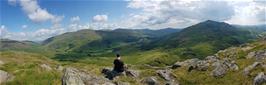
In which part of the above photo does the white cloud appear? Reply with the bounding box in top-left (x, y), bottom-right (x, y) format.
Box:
top-left (124, 0), bottom-right (266, 29)
top-left (70, 16), bottom-right (80, 23)
top-left (92, 15), bottom-right (108, 22)
top-left (9, 0), bottom-right (64, 25)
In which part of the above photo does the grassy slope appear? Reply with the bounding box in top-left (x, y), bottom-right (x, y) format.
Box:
top-left (0, 51), bottom-right (61, 85)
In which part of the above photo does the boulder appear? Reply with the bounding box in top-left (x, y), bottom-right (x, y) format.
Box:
top-left (156, 70), bottom-right (172, 81)
top-left (205, 56), bottom-right (219, 63)
top-left (246, 50), bottom-right (266, 61)
top-left (125, 70), bottom-right (139, 78)
top-left (254, 72), bottom-right (266, 85)
top-left (243, 62), bottom-right (261, 76)
top-left (211, 61), bottom-right (228, 77)
top-left (187, 60), bottom-right (209, 72)
top-left (165, 80), bottom-right (179, 85)
top-left (223, 60), bottom-right (239, 71)
top-left (114, 81), bottom-right (130, 85)
top-left (0, 70), bottom-right (14, 84)
top-left (40, 64), bottom-right (52, 71)
top-left (62, 68), bottom-right (85, 85)
top-left (173, 58), bottom-right (199, 67)
top-left (141, 77), bottom-right (159, 85)
top-left (62, 67), bottom-right (114, 85)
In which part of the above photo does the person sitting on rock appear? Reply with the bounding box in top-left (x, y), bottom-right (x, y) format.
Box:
top-left (113, 54), bottom-right (125, 73)
top-left (102, 54), bottom-right (127, 80)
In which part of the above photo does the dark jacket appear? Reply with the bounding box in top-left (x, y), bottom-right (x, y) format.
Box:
top-left (113, 59), bottom-right (124, 72)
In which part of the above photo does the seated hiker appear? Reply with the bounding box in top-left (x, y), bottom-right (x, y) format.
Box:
top-left (102, 54), bottom-right (126, 80)
top-left (113, 54), bottom-right (126, 73)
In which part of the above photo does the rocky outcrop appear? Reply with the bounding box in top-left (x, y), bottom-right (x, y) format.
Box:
top-left (211, 61), bottom-right (228, 77)
top-left (172, 58), bottom-right (209, 71)
top-left (223, 59), bottom-right (239, 71)
top-left (40, 64), bottom-right (52, 71)
top-left (205, 56), bottom-right (219, 63)
top-left (62, 67), bottom-right (114, 85)
top-left (125, 70), bottom-right (139, 78)
top-left (246, 50), bottom-right (266, 61)
top-left (0, 70), bottom-right (14, 84)
top-left (243, 62), bottom-right (261, 76)
top-left (254, 72), bottom-right (266, 85)
top-left (141, 77), bottom-right (159, 85)
top-left (156, 70), bottom-right (172, 81)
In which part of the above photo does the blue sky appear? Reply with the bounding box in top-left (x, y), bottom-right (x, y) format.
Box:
top-left (0, 0), bottom-right (265, 41)
top-left (1, 0), bottom-right (136, 32)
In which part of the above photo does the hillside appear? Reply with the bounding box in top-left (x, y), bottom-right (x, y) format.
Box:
top-left (0, 39), bottom-right (54, 57)
top-left (0, 36), bottom-right (265, 85)
top-left (154, 20), bottom-right (255, 58)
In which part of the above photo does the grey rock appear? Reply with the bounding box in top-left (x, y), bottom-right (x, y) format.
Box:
top-left (0, 70), bottom-right (14, 84)
top-left (156, 70), bottom-right (172, 81)
top-left (211, 61), bottom-right (228, 77)
top-left (40, 64), bottom-right (52, 71)
top-left (205, 56), bottom-right (219, 63)
top-left (141, 77), bottom-right (159, 85)
top-left (243, 62), bottom-right (261, 76)
top-left (165, 80), bottom-right (179, 85)
top-left (62, 67), bottom-right (114, 85)
top-left (224, 60), bottom-right (239, 71)
top-left (254, 72), bottom-right (266, 85)
top-left (125, 70), bottom-right (139, 78)
top-left (246, 50), bottom-right (266, 61)
top-left (115, 81), bottom-right (130, 85)
top-left (62, 68), bottom-right (85, 85)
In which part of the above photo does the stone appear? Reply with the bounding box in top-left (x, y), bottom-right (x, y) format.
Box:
top-left (141, 77), bottom-right (159, 85)
top-left (171, 64), bottom-right (181, 69)
top-left (224, 60), bottom-right (239, 71)
top-left (62, 68), bottom-right (85, 85)
top-left (165, 80), bottom-right (179, 85)
top-left (62, 67), bottom-right (114, 85)
top-left (40, 64), bottom-right (52, 71)
top-left (246, 50), bottom-right (266, 61)
top-left (0, 70), bottom-right (14, 84)
top-left (243, 62), bottom-right (261, 76)
top-left (125, 70), bottom-right (139, 78)
top-left (211, 61), bottom-right (228, 77)
top-left (254, 72), bottom-right (266, 85)
top-left (115, 81), bottom-right (130, 85)
top-left (156, 70), bottom-right (172, 81)
top-left (205, 56), bottom-right (219, 63)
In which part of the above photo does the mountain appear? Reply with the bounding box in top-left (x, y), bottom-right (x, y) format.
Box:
top-left (154, 20), bottom-right (255, 58)
top-left (0, 39), bottom-right (54, 57)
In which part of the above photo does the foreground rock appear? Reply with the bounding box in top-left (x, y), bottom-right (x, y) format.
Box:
top-left (157, 70), bottom-right (172, 81)
top-left (0, 70), bottom-right (14, 84)
top-left (246, 50), bottom-right (266, 61)
top-left (125, 70), bottom-right (139, 78)
top-left (40, 64), bottom-right (52, 71)
top-left (243, 62), bottom-right (261, 76)
top-left (141, 77), bottom-right (159, 85)
top-left (254, 72), bottom-right (266, 85)
top-left (211, 61), bottom-right (228, 77)
top-left (62, 67), bottom-right (114, 85)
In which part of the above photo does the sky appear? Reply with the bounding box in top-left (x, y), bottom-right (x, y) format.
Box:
top-left (0, 0), bottom-right (265, 41)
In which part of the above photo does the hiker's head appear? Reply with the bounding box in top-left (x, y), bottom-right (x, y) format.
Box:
top-left (116, 54), bottom-right (121, 59)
